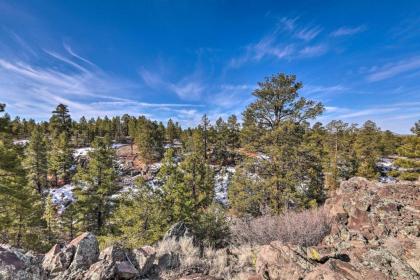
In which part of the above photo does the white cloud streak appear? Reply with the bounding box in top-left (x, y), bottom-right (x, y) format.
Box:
top-left (367, 56), bottom-right (420, 82)
top-left (330, 25), bottom-right (366, 37)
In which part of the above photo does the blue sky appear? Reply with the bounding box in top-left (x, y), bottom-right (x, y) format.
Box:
top-left (0, 0), bottom-right (419, 133)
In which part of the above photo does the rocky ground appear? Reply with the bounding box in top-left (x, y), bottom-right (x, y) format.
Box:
top-left (1, 177), bottom-right (419, 279)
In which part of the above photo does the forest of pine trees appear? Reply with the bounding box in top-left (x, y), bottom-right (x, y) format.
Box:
top-left (0, 73), bottom-right (418, 251)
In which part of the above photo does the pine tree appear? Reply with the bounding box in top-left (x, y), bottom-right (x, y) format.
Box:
top-left (0, 137), bottom-right (44, 250)
top-left (232, 73), bottom-right (324, 214)
top-left (49, 104), bottom-right (72, 137)
top-left (24, 129), bottom-right (48, 194)
top-left (226, 114), bottom-right (240, 150)
top-left (43, 195), bottom-right (58, 243)
top-left (73, 136), bottom-right (118, 234)
top-left (107, 180), bottom-right (168, 248)
top-left (166, 118), bottom-right (178, 144)
top-left (61, 203), bottom-right (76, 240)
top-left (134, 117), bottom-right (164, 163)
top-left (49, 132), bottom-right (73, 186)
top-left (200, 114), bottom-right (211, 161)
top-left (353, 120), bottom-right (381, 179)
top-left (324, 120), bottom-right (358, 189)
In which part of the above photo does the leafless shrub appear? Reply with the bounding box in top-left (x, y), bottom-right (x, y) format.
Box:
top-left (230, 207), bottom-right (331, 247)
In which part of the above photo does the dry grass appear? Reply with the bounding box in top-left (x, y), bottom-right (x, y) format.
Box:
top-left (230, 207), bottom-right (331, 247)
top-left (156, 236), bottom-right (258, 279)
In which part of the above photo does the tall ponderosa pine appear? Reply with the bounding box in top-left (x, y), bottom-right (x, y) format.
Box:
top-left (231, 73), bottom-right (324, 215)
top-left (24, 129), bottom-right (48, 194)
top-left (49, 104), bottom-right (72, 137)
top-left (73, 136), bottom-right (118, 234)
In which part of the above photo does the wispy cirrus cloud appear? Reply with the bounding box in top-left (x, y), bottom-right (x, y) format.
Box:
top-left (330, 25), bottom-right (366, 37)
top-left (299, 44), bottom-right (328, 57)
top-left (302, 84), bottom-right (347, 95)
top-left (139, 68), bottom-right (205, 101)
top-left (366, 56), bottom-right (420, 82)
top-left (294, 26), bottom-right (322, 41)
top-left (227, 18), bottom-right (329, 69)
top-left (0, 40), bottom-right (204, 121)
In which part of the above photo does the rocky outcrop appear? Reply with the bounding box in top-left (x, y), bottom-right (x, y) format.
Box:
top-left (0, 244), bottom-right (45, 280)
top-left (255, 177), bottom-right (420, 280)
top-left (1, 177), bottom-right (419, 280)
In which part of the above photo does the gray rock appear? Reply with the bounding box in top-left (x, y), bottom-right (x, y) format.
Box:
top-left (131, 245), bottom-right (156, 276)
top-left (68, 232), bottom-right (100, 271)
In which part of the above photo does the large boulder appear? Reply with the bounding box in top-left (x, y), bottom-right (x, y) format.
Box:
top-left (0, 244), bottom-right (44, 280)
top-left (83, 244), bottom-right (138, 280)
top-left (130, 245), bottom-right (156, 276)
top-left (68, 232), bottom-right (100, 271)
top-left (42, 244), bottom-right (75, 276)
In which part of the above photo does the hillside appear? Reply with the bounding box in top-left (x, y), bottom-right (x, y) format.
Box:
top-left (1, 177), bottom-right (418, 280)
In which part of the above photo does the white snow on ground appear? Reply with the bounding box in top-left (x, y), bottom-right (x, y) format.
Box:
top-left (112, 143), bottom-right (127, 149)
top-left (149, 162), bottom-right (162, 175)
top-left (49, 184), bottom-right (75, 213)
top-left (256, 152), bottom-right (270, 161)
top-left (214, 166), bottom-right (236, 205)
top-left (13, 139), bottom-right (29, 146)
top-left (73, 147), bottom-right (93, 158)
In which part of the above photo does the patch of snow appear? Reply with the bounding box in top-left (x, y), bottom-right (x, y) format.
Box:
top-left (379, 176), bottom-right (397, 183)
top-left (256, 152), bottom-right (270, 161)
top-left (149, 162), bottom-right (162, 175)
top-left (49, 184), bottom-right (75, 214)
top-left (112, 143), bottom-right (127, 149)
top-left (73, 147), bottom-right (93, 158)
top-left (13, 139), bottom-right (29, 146)
top-left (214, 166), bottom-right (236, 205)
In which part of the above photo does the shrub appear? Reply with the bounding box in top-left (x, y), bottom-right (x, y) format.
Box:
top-left (394, 158), bottom-right (420, 169)
top-left (193, 203), bottom-right (230, 248)
top-left (230, 207), bottom-right (331, 247)
top-left (388, 170), bottom-right (400, 177)
top-left (399, 172), bottom-right (419, 181)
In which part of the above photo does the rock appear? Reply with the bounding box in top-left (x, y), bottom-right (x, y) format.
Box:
top-left (42, 244), bottom-right (75, 276)
top-left (116, 261), bottom-right (139, 279)
top-left (99, 244), bottom-right (126, 262)
top-left (68, 232), bottom-right (100, 271)
top-left (0, 244), bottom-right (45, 280)
top-left (158, 251), bottom-right (180, 270)
top-left (83, 245), bottom-right (139, 280)
top-left (256, 241), bottom-right (315, 280)
top-left (178, 274), bottom-right (221, 280)
top-left (131, 245), bottom-right (156, 276)
top-left (163, 221), bottom-right (191, 241)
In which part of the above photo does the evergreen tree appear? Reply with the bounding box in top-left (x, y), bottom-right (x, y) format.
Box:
top-left (353, 120), bottom-right (381, 179)
top-left (226, 114), bottom-right (240, 150)
top-left (232, 73), bottom-right (324, 214)
top-left (0, 137), bottom-right (44, 249)
top-left (324, 120), bottom-right (358, 189)
top-left (134, 117), bottom-right (164, 163)
top-left (49, 104), bottom-right (72, 136)
top-left (49, 132), bottom-right (73, 186)
top-left (24, 129), bottom-right (48, 194)
top-left (166, 118), bottom-right (178, 144)
top-left (43, 195), bottom-right (58, 243)
top-left (73, 136), bottom-right (118, 234)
